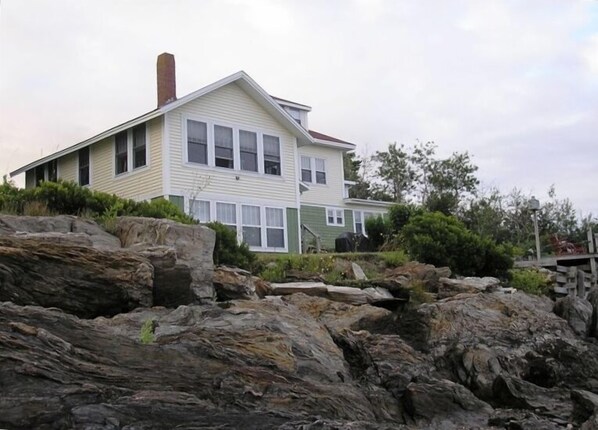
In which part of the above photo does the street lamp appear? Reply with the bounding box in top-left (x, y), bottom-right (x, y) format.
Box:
top-left (530, 196), bottom-right (541, 262)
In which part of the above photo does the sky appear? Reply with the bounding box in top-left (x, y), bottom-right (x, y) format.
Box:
top-left (1, 0), bottom-right (597, 216)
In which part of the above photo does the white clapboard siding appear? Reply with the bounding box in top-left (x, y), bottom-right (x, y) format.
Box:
top-left (298, 145), bottom-right (345, 207)
top-left (89, 117), bottom-right (163, 200)
top-left (167, 82), bottom-right (298, 207)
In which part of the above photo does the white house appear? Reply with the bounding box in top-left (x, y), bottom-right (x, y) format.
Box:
top-left (11, 53), bottom-right (392, 252)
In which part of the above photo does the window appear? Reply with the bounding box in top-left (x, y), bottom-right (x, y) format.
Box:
top-left (214, 125), bottom-right (234, 169)
top-left (266, 207), bottom-right (285, 248)
top-left (188, 120), bottom-right (208, 165)
top-left (242, 205), bottom-right (261, 247)
top-left (48, 159), bottom-right (58, 182)
top-left (301, 156), bottom-right (312, 182)
top-left (133, 124), bottom-right (146, 169)
top-left (240, 130), bottom-right (258, 172)
top-left (301, 156), bottom-right (326, 184)
top-left (354, 211), bottom-right (378, 235)
top-left (78, 147), bottom-right (90, 186)
top-left (287, 107), bottom-right (302, 125)
top-left (354, 211), bottom-right (363, 235)
top-left (190, 199), bottom-right (210, 223)
top-left (34, 165), bottom-right (45, 186)
top-left (115, 131), bottom-right (128, 175)
top-left (263, 135), bottom-right (281, 176)
top-left (185, 118), bottom-right (283, 177)
top-left (326, 208), bottom-right (344, 226)
top-left (216, 202), bottom-right (237, 232)
top-left (315, 158), bottom-right (326, 184)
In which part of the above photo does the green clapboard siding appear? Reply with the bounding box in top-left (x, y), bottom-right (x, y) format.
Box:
top-left (300, 205), bottom-right (354, 250)
top-left (168, 195), bottom-right (185, 212)
top-left (286, 207), bottom-right (300, 253)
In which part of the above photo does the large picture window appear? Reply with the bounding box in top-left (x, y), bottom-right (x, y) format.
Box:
top-left (188, 120), bottom-right (208, 165)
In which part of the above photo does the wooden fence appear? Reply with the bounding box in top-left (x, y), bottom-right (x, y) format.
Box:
top-left (554, 265), bottom-right (596, 298)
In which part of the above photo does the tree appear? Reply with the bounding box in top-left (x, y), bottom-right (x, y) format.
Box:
top-left (342, 152), bottom-right (374, 199)
top-left (425, 151), bottom-right (479, 214)
top-left (372, 143), bottom-right (416, 203)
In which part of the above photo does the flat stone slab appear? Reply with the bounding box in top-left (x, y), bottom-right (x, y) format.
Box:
top-left (270, 282), bottom-right (329, 296)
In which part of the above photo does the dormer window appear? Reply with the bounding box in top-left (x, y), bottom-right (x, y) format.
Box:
top-left (287, 107), bottom-right (302, 125)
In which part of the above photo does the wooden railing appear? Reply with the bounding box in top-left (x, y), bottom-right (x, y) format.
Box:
top-left (300, 224), bottom-right (321, 254)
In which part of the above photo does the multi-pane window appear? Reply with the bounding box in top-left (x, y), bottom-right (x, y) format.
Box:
top-left (240, 130), bottom-right (258, 172)
top-left (190, 199), bottom-right (210, 223)
top-left (315, 158), bottom-right (326, 184)
top-left (354, 211), bottom-right (378, 235)
top-left (188, 120), bottom-right (208, 165)
top-left (242, 205), bottom-right (261, 247)
top-left (185, 118), bottom-right (282, 176)
top-left (326, 208), bottom-right (344, 226)
top-left (216, 202), bottom-right (237, 232)
top-left (301, 156), bottom-right (326, 184)
top-left (133, 125), bottom-right (146, 169)
top-left (263, 135), bottom-right (281, 176)
top-left (78, 147), bottom-right (90, 186)
top-left (301, 156), bottom-right (312, 182)
top-left (34, 165), bottom-right (45, 186)
top-left (266, 207), bottom-right (285, 248)
top-left (214, 125), bottom-right (234, 169)
top-left (115, 132), bottom-right (128, 175)
top-left (48, 159), bottom-right (58, 182)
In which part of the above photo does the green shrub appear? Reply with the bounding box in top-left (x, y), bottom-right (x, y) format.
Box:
top-left (402, 212), bottom-right (512, 277)
top-left (509, 268), bottom-right (551, 295)
top-left (365, 215), bottom-right (391, 250)
top-left (207, 221), bottom-right (255, 270)
top-left (139, 319), bottom-right (155, 344)
top-left (381, 250), bottom-right (409, 268)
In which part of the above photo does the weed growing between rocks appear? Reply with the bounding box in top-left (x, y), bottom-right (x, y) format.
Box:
top-left (139, 319), bottom-right (156, 344)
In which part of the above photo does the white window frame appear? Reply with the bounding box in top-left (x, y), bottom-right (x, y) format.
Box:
top-left (353, 210), bottom-right (383, 236)
top-left (113, 123), bottom-right (149, 178)
top-left (77, 146), bottom-right (91, 187)
top-left (300, 156), bottom-right (327, 185)
top-left (189, 199), bottom-right (211, 223)
top-left (185, 197), bottom-right (288, 252)
top-left (182, 115), bottom-right (284, 178)
top-left (326, 207), bottom-right (345, 227)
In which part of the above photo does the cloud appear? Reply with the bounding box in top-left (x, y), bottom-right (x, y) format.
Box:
top-left (1, 0), bottom-right (597, 215)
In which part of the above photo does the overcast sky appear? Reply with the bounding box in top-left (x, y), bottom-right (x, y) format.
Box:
top-left (1, 0), bottom-right (597, 215)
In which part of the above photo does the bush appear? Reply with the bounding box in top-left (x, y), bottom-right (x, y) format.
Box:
top-left (365, 215), bottom-right (390, 250)
top-left (381, 250), bottom-right (409, 267)
top-left (139, 319), bottom-right (155, 344)
top-left (509, 268), bottom-right (551, 295)
top-left (402, 212), bottom-right (512, 277)
top-left (207, 221), bottom-right (255, 270)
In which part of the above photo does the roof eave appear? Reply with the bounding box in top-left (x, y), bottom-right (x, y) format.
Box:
top-left (343, 198), bottom-right (394, 208)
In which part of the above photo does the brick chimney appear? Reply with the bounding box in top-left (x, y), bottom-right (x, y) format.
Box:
top-left (157, 53), bottom-right (176, 108)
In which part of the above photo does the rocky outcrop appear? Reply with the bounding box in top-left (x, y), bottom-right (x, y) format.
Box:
top-left (0, 236), bottom-right (153, 318)
top-left (0, 214), bottom-right (121, 248)
top-left (554, 295), bottom-right (593, 337)
top-left (384, 261), bottom-right (451, 292)
top-left (212, 266), bottom-right (265, 300)
top-left (114, 217), bottom-right (215, 302)
top-left (437, 276), bottom-right (501, 299)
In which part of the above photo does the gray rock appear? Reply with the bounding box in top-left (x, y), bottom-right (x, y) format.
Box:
top-left (403, 377), bottom-right (493, 428)
top-left (0, 214), bottom-right (121, 248)
top-left (587, 287), bottom-right (598, 338)
top-left (350, 262), bottom-right (368, 281)
top-left (438, 276), bottom-right (501, 298)
top-left (554, 295), bottom-right (593, 337)
top-left (0, 236), bottom-right (153, 318)
top-left (114, 217), bottom-right (215, 303)
top-left (571, 390), bottom-right (598, 430)
top-left (212, 266), bottom-right (260, 301)
top-left (270, 281), bottom-right (329, 296)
